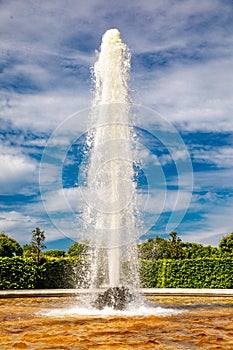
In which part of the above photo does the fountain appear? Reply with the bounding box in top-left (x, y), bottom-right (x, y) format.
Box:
top-left (1, 30), bottom-right (232, 350)
top-left (81, 29), bottom-right (140, 308)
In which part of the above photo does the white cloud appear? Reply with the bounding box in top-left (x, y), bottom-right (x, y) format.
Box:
top-left (93, 0), bottom-right (231, 55)
top-left (22, 190), bottom-right (84, 242)
top-left (137, 146), bottom-right (160, 167)
top-left (192, 147), bottom-right (233, 168)
top-left (0, 211), bottom-right (37, 241)
top-left (182, 229), bottom-right (225, 247)
top-left (160, 149), bottom-right (190, 165)
top-left (1, 0), bottom-right (232, 135)
top-left (194, 168), bottom-right (233, 191)
top-left (0, 147), bottom-right (37, 194)
top-left (182, 202), bottom-right (233, 247)
top-left (0, 208), bottom-right (73, 244)
top-left (135, 58), bottom-right (233, 132)
top-left (0, 0), bottom-right (233, 247)
top-left (0, 154), bottom-right (35, 180)
top-left (42, 188), bottom-right (80, 213)
top-left (26, 139), bottom-right (47, 147)
top-left (180, 171), bottom-right (233, 246)
top-left (1, 91), bottom-right (90, 133)
top-left (139, 188), bottom-right (192, 214)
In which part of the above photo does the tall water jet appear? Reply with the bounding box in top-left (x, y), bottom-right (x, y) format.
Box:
top-left (82, 29), bottom-right (140, 301)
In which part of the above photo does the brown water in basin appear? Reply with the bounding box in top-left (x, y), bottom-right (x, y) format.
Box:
top-left (0, 296), bottom-right (233, 349)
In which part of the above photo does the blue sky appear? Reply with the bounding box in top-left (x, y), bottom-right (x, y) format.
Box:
top-left (1, 0), bottom-right (233, 250)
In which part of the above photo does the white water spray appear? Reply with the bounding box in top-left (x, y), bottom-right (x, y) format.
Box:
top-left (93, 29), bottom-right (130, 106)
top-left (83, 29), bottom-right (140, 289)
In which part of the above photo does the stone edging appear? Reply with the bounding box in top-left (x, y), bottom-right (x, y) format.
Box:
top-left (0, 288), bottom-right (233, 298)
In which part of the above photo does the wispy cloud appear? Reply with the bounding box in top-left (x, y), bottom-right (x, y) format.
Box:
top-left (0, 210), bottom-right (37, 242)
top-left (182, 199), bottom-right (233, 246)
top-left (0, 0), bottom-right (233, 247)
top-left (0, 143), bottom-right (38, 194)
top-left (134, 58), bottom-right (233, 132)
top-left (192, 146), bottom-right (233, 168)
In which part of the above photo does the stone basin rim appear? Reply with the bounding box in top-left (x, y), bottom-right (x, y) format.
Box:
top-left (0, 288), bottom-right (233, 298)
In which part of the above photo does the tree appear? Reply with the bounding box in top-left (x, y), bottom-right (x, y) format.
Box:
top-left (138, 237), bottom-right (160, 260)
top-left (182, 242), bottom-right (219, 259)
top-left (44, 249), bottom-right (66, 257)
top-left (166, 231), bottom-right (185, 259)
top-left (23, 243), bottom-right (37, 258)
top-left (153, 236), bottom-right (170, 259)
top-left (138, 233), bottom-right (185, 260)
top-left (219, 232), bottom-right (233, 256)
top-left (0, 233), bottom-right (23, 257)
top-left (138, 235), bottom-right (174, 260)
top-left (68, 241), bottom-right (89, 257)
top-left (31, 227), bottom-right (46, 264)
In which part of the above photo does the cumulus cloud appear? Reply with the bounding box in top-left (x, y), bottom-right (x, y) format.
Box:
top-left (0, 211), bottom-right (37, 241)
top-left (0, 208), bottom-right (73, 243)
top-left (0, 0), bottom-right (233, 247)
top-left (42, 187), bottom-right (80, 213)
top-left (1, 0), bottom-right (233, 134)
top-left (0, 90), bottom-right (90, 133)
top-left (0, 146), bottom-right (37, 194)
top-left (139, 188), bottom-right (192, 214)
top-left (194, 168), bottom-right (233, 191)
top-left (182, 201), bottom-right (233, 246)
top-left (134, 58), bottom-right (233, 132)
top-left (192, 147), bottom-right (233, 168)
top-left (0, 154), bottom-right (35, 180)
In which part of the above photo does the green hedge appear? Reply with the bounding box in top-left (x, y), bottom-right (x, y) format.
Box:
top-left (140, 258), bottom-right (233, 288)
top-left (0, 257), bottom-right (37, 289)
top-left (1, 257), bottom-right (233, 289)
top-left (0, 256), bottom-right (89, 289)
top-left (140, 260), bottom-right (163, 287)
top-left (37, 257), bottom-right (89, 289)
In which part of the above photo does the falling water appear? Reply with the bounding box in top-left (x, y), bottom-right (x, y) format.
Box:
top-left (82, 29), bottom-right (140, 292)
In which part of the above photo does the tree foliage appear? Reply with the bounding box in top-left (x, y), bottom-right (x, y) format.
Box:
top-left (44, 249), bottom-right (66, 257)
top-left (0, 257), bottom-right (37, 289)
top-left (138, 232), bottom-right (185, 260)
top-left (138, 232), bottom-right (222, 260)
top-left (1, 229), bottom-right (233, 290)
top-left (31, 227), bottom-right (46, 265)
top-left (23, 243), bottom-right (37, 258)
top-left (138, 238), bottom-right (160, 260)
top-left (0, 233), bottom-right (23, 257)
top-left (182, 242), bottom-right (219, 259)
top-left (68, 241), bottom-right (89, 256)
top-left (219, 232), bottom-right (233, 256)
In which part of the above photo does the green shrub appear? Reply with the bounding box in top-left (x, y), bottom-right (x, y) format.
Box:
top-left (0, 257), bottom-right (233, 289)
top-left (140, 260), bottom-right (163, 287)
top-left (0, 234), bottom-right (23, 257)
top-left (139, 258), bottom-right (233, 288)
top-left (0, 256), bottom-right (89, 289)
top-left (43, 250), bottom-right (66, 257)
top-left (0, 257), bottom-right (37, 289)
top-left (36, 257), bottom-right (89, 289)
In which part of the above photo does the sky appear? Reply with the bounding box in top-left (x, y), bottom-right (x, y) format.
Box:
top-left (0, 0), bottom-right (233, 250)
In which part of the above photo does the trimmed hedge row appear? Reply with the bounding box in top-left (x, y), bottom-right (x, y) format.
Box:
top-left (0, 257), bottom-right (89, 289)
top-left (37, 257), bottom-right (89, 288)
top-left (1, 257), bottom-right (233, 289)
top-left (0, 257), bottom-right (37, 289)
top-left (140, 258), bottom-right (233, 288)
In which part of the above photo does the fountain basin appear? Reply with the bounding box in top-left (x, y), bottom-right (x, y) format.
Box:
top-left (1, 295), bottom-right (233, 349)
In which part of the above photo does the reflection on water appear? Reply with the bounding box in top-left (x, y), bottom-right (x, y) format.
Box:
top-left (1, 296), bottom-right (233, 349)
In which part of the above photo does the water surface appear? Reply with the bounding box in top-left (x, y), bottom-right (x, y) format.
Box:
top-left (1, 296), bottom-right (233, 349)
